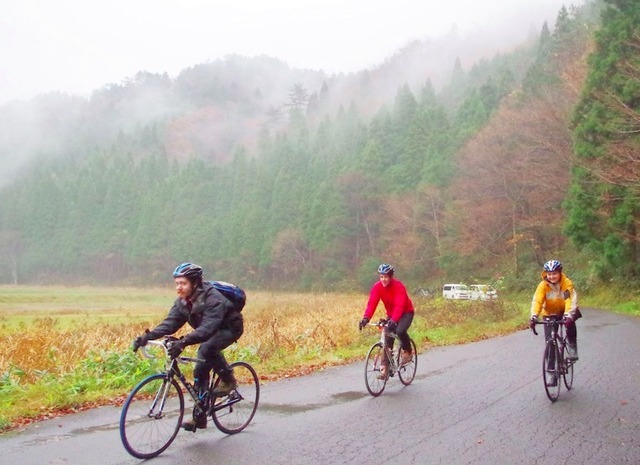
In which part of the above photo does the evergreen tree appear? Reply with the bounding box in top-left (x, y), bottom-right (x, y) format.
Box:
top-left (568, 0), bottom-right (640, 280)
top-left (522, 21), bottom-right (559, 93)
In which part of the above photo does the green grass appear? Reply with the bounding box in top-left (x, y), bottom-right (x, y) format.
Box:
top-left (579, 287), bottom-right (640, 317)
top-left (0, 285), bottom-right (634, 432)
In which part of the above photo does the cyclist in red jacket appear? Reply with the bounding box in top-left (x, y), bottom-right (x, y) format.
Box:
top-left (359, 263), bottom-right (415, 378)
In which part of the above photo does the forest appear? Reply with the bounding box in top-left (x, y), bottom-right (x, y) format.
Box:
top-left (0, 0), bottom-right (637, 292)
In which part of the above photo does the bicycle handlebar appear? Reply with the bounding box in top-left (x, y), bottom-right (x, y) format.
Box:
top-left (531, 319), bottom-right (566, 336)
top-left (366, 319), bottom-right (400, 337)
top-left (140, 339), bottom-right (168, 359)
top-left (139, 338), bottom-right (203, 364)
top-left (366, 318), bottom-right (390, 328)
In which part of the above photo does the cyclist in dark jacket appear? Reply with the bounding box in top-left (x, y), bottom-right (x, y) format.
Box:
top-left (132, 262), bottom-right (244, 431)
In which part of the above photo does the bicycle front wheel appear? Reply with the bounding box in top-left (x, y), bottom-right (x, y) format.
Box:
top-left (119, 373), bottom-right (184, 459)
top-left (543, 342), bottom-right (561, 402)
top-left (211, 361), bottom-right (260, 434)
top-left (562, 346), bottom-right (574, 390)
top-left (397, 338), bottom-right (418, 386)
top-left (364, 342), bottom-right (387, 397)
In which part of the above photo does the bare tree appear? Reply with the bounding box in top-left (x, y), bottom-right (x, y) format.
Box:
top-left (336, 172), bottom-right (382, 262)
top-left (0, 230), bottom-right (22, 284)
top-left (450, 79), bottom-right (580, 275)
top-left (286, 84), bottom-right (309, 111)
top-left (380, 186), bottom-right (445, 270)
top-left (270, 228), bottom-right (310, 281)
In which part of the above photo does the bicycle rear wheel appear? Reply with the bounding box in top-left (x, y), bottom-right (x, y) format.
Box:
top-left (211, 361), bottom-right (260, 434)
top-left (397, 338), bottom-right (418, 385)
top-left (562, 346), bottom-right (574, 390)
top-left (120, 373), bottom-right (184, 459)
top-left (543, 341), bottom-right (561, 402)
top-left (364, 342), bottom-right (387, 397)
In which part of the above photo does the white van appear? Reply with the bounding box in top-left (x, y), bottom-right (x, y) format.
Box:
top-left (442, 284), bottom-right (470, 300)
top-left (469, 284), bottom-right (498, 301)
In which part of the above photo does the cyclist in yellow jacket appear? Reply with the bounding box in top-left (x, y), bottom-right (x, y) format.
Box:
top-left (529, 259), bottom-right (581, 380)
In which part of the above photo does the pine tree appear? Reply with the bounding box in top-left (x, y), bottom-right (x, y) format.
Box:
top-left (568, 0), bottom-right (640, 280)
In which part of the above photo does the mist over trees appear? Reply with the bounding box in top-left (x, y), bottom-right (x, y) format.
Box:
top-left (2, 0), bottom-right (636, 291)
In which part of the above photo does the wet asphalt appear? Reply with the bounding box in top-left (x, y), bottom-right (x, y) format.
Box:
top-left (1, 307), bottom-right (639, 465)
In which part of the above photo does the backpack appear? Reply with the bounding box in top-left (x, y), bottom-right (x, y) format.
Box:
top-left (208, 280), bottom-right (246, 312)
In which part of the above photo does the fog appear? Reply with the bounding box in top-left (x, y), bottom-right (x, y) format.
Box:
top-left (2, 0), bottom-right (577, 103)
top-left (0, 0), bottom-right (585, 186)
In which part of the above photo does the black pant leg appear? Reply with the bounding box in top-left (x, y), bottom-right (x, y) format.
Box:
top-left (396, 312), bottom-right (414, 352)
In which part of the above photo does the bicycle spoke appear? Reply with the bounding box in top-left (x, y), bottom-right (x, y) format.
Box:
top-left (543, 341), bottom-right (561, 402)
top-left (211, 361), bottom-right (259, 434)
top-left (538, 320), bottom-right (576, 401)
top-left (562, 346), bottom-right (574, 390)
top-left (120, 374), bottom-right (184, 459)
top-left (398, 339), bottom-right (418, 386)
top-left (364, 342), bottom-right (387, 396)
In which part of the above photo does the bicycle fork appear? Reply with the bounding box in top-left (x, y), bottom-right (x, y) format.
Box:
top-left (148, 377), bottom-right (174, 420)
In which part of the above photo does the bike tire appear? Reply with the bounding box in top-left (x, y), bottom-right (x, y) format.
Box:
top-left (543, 341), bottom-right (561, 402)
top-left (364, 342), bottom-right (387, 397)
top-left (562, 346), bottom-right (574, 390)
top-left (211, 361), bottom-right (260, 434)
top-left (120, 373), bottom-right (184, 459)
top-left (397, 338), bottom-right (418, 386)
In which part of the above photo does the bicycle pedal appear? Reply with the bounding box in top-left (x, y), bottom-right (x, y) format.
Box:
top-left (181, 423), bottom-right (197, 432)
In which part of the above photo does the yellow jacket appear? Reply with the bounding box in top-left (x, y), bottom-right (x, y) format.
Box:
top-left (531, 272), bottom-right (579, 318)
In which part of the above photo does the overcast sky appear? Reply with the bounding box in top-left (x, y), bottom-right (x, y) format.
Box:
top-left (1, 0), bottom-right (576, 104)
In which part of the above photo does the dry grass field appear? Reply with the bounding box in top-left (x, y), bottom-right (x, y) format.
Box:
top-left (0, 285), bottom-right (526, 431)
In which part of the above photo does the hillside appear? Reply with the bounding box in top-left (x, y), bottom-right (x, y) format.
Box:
top-left (0, 23), bottom-right (541, 187)
top-left (2, 0), bottom-right (637, 291)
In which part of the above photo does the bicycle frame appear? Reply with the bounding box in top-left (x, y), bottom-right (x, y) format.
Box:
top-left (120, 338), bottom-right (260, 458)
top-left (373, 322), bottom-right (400, 373)
top-left (537, 319), bottom-right (572, 368)
top-left (363, 319), bottom-right (417, 396)
top-left (533, 318), bottom-right (575, 401)
top-left (141, 340), bottom-right (242, 417)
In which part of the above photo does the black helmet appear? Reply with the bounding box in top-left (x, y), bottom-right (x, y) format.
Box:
top-left (172, 262), bottom-right (203, 280)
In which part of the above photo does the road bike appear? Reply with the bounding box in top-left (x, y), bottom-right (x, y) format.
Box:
top-left (363, 319), bottom-right (418, 397)
top-left (119, 338), bottom-right (259, 459)
top-left (532, 318), bottom-right (575, 402)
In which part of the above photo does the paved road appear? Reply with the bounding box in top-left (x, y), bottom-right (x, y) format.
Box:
top-left (2, 308), bottom-right (639, 464)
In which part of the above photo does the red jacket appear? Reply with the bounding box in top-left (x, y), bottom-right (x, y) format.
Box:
top-left (364, 278), bottom-right (415, 323)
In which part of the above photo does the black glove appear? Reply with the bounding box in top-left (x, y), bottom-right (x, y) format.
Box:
top-left (132, 332), bottom-right (150, 353)
top-left (167, 339), bottom-right (187, 358)
top-left (387, 320), bottom-right (398, 333)
top-left (359, 317), bottom-right (370, 331)
top-left (529, 315), bottom-right (538, 331)
top-left (563, 314), bottom-right (574, 326)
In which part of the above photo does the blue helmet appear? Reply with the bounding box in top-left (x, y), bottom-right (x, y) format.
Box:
top-left (377, 263), bottom-right (395, 276)
top-left (172, 262), bottom-right (203, 280)
top-left (543, 259), bottom-right (562, 273)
